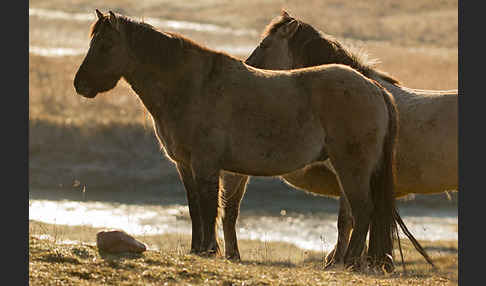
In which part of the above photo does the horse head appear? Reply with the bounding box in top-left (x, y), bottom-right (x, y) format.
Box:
top-left (246, 10), bottom-right (299, 69)
top-left (74, 10), bottom-right (130, 98)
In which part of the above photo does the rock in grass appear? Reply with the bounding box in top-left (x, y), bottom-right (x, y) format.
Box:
top-left (96, 230), bottom-right (147, 253)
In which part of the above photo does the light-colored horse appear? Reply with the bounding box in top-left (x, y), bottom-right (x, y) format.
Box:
top-left (221, 10), bottom-right (456, 267)
top-left (74, 10), bottom-right (400, 271)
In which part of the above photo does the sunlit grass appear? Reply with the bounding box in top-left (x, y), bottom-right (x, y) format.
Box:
top-left (29, 220), bottom-right (457, 285)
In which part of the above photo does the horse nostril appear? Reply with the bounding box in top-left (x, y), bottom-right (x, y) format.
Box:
top-left (74, 80), bottom-right (92, 95)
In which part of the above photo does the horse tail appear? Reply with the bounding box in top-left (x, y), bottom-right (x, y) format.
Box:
top-left (367, 80), bottom-right (399, 271)
top-left (393, 208), bottom-right (436, 268)
top-left (368, 81), bottom-right (435, 271)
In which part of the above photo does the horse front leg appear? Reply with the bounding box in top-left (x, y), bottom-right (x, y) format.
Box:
top-left (221, 173), bottom-right (249, 260)
top-left (176, 163), bottom-right (203, 254)
top-left (192, 165), bottom-right (222, 256)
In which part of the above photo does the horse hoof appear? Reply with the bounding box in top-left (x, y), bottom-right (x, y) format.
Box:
top-left (324, 261), bottom-right (343, 270)
top-left (344, 258), bottom-right (364, 272)
top-left (189, 248), bottom-right (203, 255)
top-left (324, 262), bottom-right (334, 269)
top-left (199, 247), bottom-right (221, 258)
top-left (201, 252), bottom-right (215, 257)
top-left (382, 263), bottom-right (395, 274)
top-left (325, 250), bottom-right (335, 263)
top-left (365, 256), bottom-right (395, 274)
top-left (324, 258), bottom-right (343, 270)
top-left (381, 257), bottom-right (395, 274)
top-left (345, 264), bottom-right (362, 272)
top-left (225, 252), bottom-right (241, 261)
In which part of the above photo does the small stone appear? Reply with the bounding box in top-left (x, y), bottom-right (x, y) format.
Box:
top-left (96, 229), bottom-right (147, 253)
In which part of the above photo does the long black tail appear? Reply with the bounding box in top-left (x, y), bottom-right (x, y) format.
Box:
top-left (367, 81), bottom-right (399, 271)
top-left (393, 208), bottom-right (436, 268)
top-left (368, 80), bottom-right (435, 270)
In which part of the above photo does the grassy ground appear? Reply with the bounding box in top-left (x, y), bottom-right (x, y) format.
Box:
top-left (29, 220), bottom-right (457, 285)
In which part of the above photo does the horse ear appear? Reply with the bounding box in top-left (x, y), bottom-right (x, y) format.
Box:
top-left (279, 19), bottom-right (299, 39)
top-left (108, 11), bottom-right (120, 32)
top-left (95, 9), bottom-right (104, 20)
top-left (281, 9), bottom-right (292, 19)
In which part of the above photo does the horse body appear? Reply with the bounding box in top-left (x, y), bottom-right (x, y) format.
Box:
top-left (74, 10), bottom-right (398, 271)
top-left (246, 10), bottom-right (458, 197)
top-left (223, 10), bottom-right (454, 267)
top-left (204, 66), bottom-right (327, 176)
top-left (282, 79), bottom-right (458, 197)
top-left (135, 54), bottom-right (382, 176)
top-left (380, 82), bottom-right (457, 195)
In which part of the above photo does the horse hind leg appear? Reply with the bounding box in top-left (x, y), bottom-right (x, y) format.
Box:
top-left (221, 173), bottom-right (249, 260)
top-left (326, 150), bottom-right (376, 271)
top-left (340, 177), bottom-right (373, 271)
top-left (325, 196), bottom-right (353, 268)
top-left (335, 158), bottom-right (396, 273)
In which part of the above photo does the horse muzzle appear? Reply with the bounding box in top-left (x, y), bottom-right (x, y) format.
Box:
top-left (74, 78), bottom-right (97, 98)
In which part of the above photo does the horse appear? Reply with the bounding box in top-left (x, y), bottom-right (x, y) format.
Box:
top-left (221, 10), bottom-right (456, 268)
top-left (74, 10), bottom-right (400, 272)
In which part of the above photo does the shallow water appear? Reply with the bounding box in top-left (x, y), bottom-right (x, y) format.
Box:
top-left (29, 8), bottom-right (257, 58)
top-left (29, 46), bottom-right (86, 57)
top-left (28, 45), bottom-right (255, 58)
top-left (29, 8), bottom-right (257, 36)
top-left (29, 199), bottom-right (457, 252)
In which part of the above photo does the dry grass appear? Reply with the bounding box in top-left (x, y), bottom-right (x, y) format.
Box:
top-left (364, 43), bottom-right (457, 90)
top-left (29, 55), bottom-right (147, 128)
top-left (29, 220), bottom-right (458, 285)
top-left (29, 54), bottom-right (170, 193)
top-left (31, 0), bottom-right (458, 48)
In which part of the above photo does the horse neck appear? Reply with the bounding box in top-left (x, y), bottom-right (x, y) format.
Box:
top-left (121, 43), bottom-right (217, 117)
top-left (121, 62), bottom-right (170, 117)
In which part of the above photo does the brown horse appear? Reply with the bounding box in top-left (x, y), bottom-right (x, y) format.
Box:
top-left (222, 10), bottom-right (455, 267)
top-left (75, 10), bottom-right (399, 271)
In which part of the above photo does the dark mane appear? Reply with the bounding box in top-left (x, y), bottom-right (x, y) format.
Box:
top-left (89, 17), bottom-right (104, 37)
top-left (91, 14), bottom-right (239, 69)
top-left (90, 14), bottom-right (156, 38)
top-left (261, 13), bottom-right (294, 39)
top-left (263, 12), bottom-right (400, 86)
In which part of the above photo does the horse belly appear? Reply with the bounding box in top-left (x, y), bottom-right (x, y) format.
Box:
top-left (224, 120), bottom-right (326, 176)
